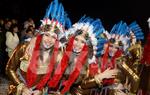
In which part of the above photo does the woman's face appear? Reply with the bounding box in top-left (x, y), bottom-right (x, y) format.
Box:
top-left (73, 35), bottom-right (86, 53)
top-left (13, 27), bottom-right (18, 32)
top-left (42, 33), bottom-right (57, 49)
top-left (108, 44), bottom-right (119, 56)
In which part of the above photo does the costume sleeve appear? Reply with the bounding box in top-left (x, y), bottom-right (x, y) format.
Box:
top-left (80, 77), bottom-right (98, 89)
top-left (5, 43), bottom-right (28, 86)
top-left (116, 54), bottom-right (141, 93)
top-left (80, 64), bottom-right (101, 89)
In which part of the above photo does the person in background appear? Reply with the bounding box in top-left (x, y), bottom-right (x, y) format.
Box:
top-left (6, 24), bottom-right (19, 57)
top-left (4, 19), bottom-right (12, 32)
top-left (11, 19), bottom-right (18, 25)
top-left (21, 28), bottom-right (34, 42)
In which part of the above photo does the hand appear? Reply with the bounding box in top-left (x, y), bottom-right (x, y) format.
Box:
top-left (114, 90), bottom-right (128, 95)
top-left (32, 90), bottom-right (42, 95)
top-left (124, 77), bottom-right (131, 91)
top-left (22, 85), bottom-right (32, 95)
top-left (94, 68), bottom-right (118, 85)
top-left (99, 68), bottom-right (118, 80)
top-left (113, 83), bottom-right (129, 95)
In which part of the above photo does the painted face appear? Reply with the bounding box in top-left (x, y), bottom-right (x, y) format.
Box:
top-left (42, 32), bottom-right (57, 49)
top-left (73, 35), bottom-right (86, 53)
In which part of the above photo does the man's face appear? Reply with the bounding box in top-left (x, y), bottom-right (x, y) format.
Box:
top-left (42, 33), bottom-right (57, 49)
top-left (6, 21), bottom-right (12, 29)
top-left (26, 31), bottom-right (33, 38)
top-left (73, 35), bottom-right (86, 53)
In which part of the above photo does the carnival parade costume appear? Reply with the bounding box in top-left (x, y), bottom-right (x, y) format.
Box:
top-left (101, 21), bottom-right (144, 95)
top-left (47, 16), bottom-right (107, 94)
top-left (5, 0), bottom-right (71, 94)
top-left (5, 0), bottom-right (149, 94)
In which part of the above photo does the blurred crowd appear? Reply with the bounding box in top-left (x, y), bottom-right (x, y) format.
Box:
top-left (0, 18), bottom-right (36, 75)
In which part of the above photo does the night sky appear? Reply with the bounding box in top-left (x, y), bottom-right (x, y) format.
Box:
top-left (0, 0), bottom-right (149, 34)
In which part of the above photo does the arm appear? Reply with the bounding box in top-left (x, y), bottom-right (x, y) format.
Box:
top-left (80, 77), bottom-right (101, 89)
top-left (116, 56), bottom-right (140, 94)
top-left (5, 43), bottom-right (29, 86)
top-left (81, 68), bottom-right (118, 89)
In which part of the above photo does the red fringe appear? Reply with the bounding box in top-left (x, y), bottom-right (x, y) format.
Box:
top-left (89, 60), bottom-right (99, 77)
top-left (111, 49), bottom-right (122, 68)
top-left (26, 35), bottom-right (42, 88)
top-left (101, 44), bottom-right (109, 72)
top-left (48, 36), bottom-right (75, 87)
top-left (101, 44), bottom-right (122, 85)
top-left (35, 40), bottom-right (59, 90)
top-left (60, 45), bottom-right (88, 94)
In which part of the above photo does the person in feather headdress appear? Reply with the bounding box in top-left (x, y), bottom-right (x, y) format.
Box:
top-left (47, 16), bottom-right (118, 95)
top-left (99, 21), bottom-right (144, 95)
top-left (5, 0), bottom-right (71, 94)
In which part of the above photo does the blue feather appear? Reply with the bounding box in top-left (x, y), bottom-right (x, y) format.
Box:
top-left (44, 2), bottom-right (54, 18)
top-left (95, 29), bottom-right (104, 37)
top-left (96, 51), bottom-right (103, 57)
top-left (129, 21), bottom-right (144, 40)
top-left (59, 4), bottom-right (64, 25)
top-left (65, 17), bottom-right (72, 28)
top-left (78, 15), bottom-right (86, 23)
top-left (52, 0), bottom-right (59, 19)
top-left (56, 3), bottom-right (61, 21)
top-left (82, 17), bottom-right (91, 22)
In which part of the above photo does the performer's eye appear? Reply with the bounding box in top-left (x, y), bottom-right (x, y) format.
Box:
top-left (45, 34), bottom-right (49, 37)
top-left (52, 35), bottom-right (56, 39)
top-left (75, 38), bottom-right (78, 41)
top-left (81, 40), bottom-right (85, 44)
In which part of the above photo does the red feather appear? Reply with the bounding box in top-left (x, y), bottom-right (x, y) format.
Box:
top-left (89, 61), bottom-right (99, 77)
top-left (60, 45), bottom-right (88, 94)
top-left (26, 35), bottom-right (42, 88)
top-left (48, 36), bottom-right (75, 88)
top-left (36, 40), bottom-right (59, 90)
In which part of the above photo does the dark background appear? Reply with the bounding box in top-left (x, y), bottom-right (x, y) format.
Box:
top-left (0, 0), bottom-right (149, 34)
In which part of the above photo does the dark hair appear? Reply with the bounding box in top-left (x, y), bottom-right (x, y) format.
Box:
top-left (75, 29), bottom-right (83, 36)
top-left (26, 28), bottom-right (33, 33)
top-left (9, 24), bottom-right (18, 36)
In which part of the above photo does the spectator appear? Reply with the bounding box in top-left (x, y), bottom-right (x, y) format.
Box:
top-left (6, 24), bottom-right (19, 57)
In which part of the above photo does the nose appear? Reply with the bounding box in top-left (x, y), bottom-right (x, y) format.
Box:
top-left (75, 40), bottom-right (80, 47)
